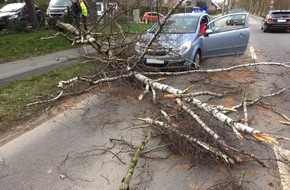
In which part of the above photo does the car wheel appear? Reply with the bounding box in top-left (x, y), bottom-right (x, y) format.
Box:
top-left (263, 24), bottom-right (269, 32)
top-left (192, 50), bottom-right (201, 69)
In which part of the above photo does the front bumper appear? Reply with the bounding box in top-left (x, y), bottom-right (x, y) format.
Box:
top-left (266, 23), bottom-right (290, 30)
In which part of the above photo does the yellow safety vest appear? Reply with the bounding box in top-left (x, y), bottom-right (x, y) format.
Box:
top-left (80, 2), bottom-right (88, 17)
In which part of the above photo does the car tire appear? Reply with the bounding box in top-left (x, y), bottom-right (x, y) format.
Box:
top-left (192, 50), bottom-right (201, 69)
top-left (263, 24), bottom-right (269, 32)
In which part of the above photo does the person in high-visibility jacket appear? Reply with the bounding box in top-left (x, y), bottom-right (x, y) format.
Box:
top-left (80, 0), bottom-right (88, 30)
top-left (71, 0), bottom-right (81, 29)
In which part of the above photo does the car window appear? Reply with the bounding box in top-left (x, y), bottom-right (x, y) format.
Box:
top-left (271, 12), bottom-right (290, 18)
top-left (208, 14), bottom-right (246, 33)
top-left (149, 15), bottom-right (198, 33)
top-left (49, 0), bottom-right (71, 7)
top-left (96, 4), bottom-right (102, 11)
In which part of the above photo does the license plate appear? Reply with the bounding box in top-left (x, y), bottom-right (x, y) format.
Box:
top-left (146, 58), bottom-right (164, 64)
top-left (277, 19), bottom-right (286, 22)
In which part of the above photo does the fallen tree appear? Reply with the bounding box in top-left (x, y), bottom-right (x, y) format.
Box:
top-left (29, 0), bottom-right (290, 189)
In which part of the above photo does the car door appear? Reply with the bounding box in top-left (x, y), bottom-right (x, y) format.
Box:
top-left (202, 13), bottom-right (249, 58)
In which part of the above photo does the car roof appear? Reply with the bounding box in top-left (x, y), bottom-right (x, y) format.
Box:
top-left (0, 3), bottom-right (25, 8)
top-left (270, 10), bottom-right (290, 13)
top-left (171, 12), bottom-right (207, 18)
top-left (145, 12), bottom-right (161, 14)
top-left (0, 3), bottom-right (25, 11)
top-left (271, 10), bottom-right (290, 11)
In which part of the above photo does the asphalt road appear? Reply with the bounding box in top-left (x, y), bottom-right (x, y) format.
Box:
top-left (0, 16), bottom-right (290, 190)
top-left (248, 16), bottom-right (290, 190)
top-left (0, 46), bottom-right (96, 86)
top-left (248, 15), bottom-right (290, 63)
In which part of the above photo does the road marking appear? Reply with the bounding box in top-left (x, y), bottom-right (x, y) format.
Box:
top-left (274, 145), bottom-right (290, 190)
top-left (249, 46), bottom-right (257, 60)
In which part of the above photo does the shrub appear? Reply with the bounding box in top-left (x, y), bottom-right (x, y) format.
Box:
top-left (7, 19), bottom-right (29, 32)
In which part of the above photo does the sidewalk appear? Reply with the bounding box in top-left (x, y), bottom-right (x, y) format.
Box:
top-left (0, 46), bottom-right (96, 85)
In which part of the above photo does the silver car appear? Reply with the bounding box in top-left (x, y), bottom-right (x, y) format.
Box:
top-left (135, 12), bottom-right (250, 70)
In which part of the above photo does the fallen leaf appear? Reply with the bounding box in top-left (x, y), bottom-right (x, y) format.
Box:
top-left (157, 77), bottom-right (167, 81)
top-left (164, 94), bottom-right (175, 99)
top-left (247, 170), bottom-right (255, 176)
top-left (59, 173), bottom-right (66, 179)
top-left (188, 181), bottom-right (197, 189)
top-left (252, 133), bottom-right (278, 144)
top-left (63, 103), bottom-right (76, 108)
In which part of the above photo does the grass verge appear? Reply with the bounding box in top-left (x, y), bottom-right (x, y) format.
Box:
top-left (0, 22), bottom-right (149, 134)
top-left (0, 29), bottom-right (74, 64)
top-left (0, 62), bottom-right (97, 132)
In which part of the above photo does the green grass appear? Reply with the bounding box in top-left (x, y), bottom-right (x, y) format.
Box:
top-left (0, 62), bottom-right (97, 131)
top-left (121, 23), bottom-right (152, 33)
top-left (0, 23), bottom-right (151, 64)
top-left (0, 30), bottom-right (73, 64)
top-left (0, 22), bottom-right (148, 133)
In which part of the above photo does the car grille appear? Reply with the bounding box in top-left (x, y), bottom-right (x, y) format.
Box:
top-left (49, 12), bottom-right (65, 18)
top-left (145, 43), bottom-right (172, 56)
top-left (146, 48), bottom-right (167, 56)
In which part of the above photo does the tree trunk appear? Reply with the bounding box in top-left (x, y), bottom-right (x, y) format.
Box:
top-left (24, 0), bottom-right (38, 30)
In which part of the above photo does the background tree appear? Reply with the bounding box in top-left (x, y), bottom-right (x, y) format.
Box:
top-left (230, 0), bottom-right (290, 15)
top-left (24, 0), bottom-right (39, 30)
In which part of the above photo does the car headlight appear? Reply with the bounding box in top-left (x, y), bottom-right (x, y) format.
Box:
top-left (178, 41), bottom-right (191, 55)
top-left (8, 14), bottom-right (18, 19)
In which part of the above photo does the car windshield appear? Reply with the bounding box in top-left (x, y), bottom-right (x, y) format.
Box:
top-left (0, 3), bottom-right (24, 12)
top-left (49, 0), bottom-right (70, 7)
top-left (149, 15), bottom-right (198, 34)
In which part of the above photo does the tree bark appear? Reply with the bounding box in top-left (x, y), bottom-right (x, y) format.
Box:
top-left (24, 0), bottom-right (38, 29)
top-left (120, 130), bottom-right (152, 190)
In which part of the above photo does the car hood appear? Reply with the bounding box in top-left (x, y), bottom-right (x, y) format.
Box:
top-left (142, 32), bottom-right (196, 49)
top-left (0, 12), bottom-right (17, 18)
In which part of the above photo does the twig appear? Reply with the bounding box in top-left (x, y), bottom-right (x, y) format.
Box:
top-left (109, 138), bottom-right (137, 149)
top-left (120, 130), bottom-right (152, 190)
top-left (139, 118), bottom-right (235, 164)
top-left (100, 175), bottom-right (110, 185)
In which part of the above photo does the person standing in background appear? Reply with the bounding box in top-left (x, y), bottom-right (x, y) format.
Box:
top-left (71, 0), bottom-right (81, 29)
top-left (80, 0), bottom-right (88, 30)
